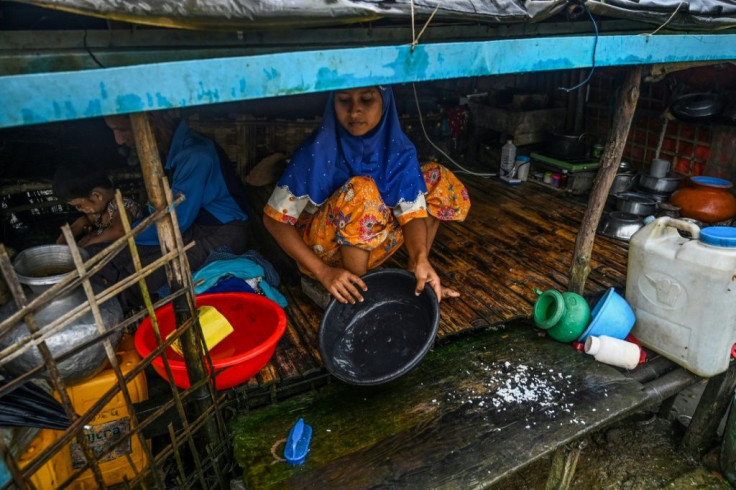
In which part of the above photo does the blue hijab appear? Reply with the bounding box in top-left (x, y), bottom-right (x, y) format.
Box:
top-left (276, 86), bottom-right (427, 207)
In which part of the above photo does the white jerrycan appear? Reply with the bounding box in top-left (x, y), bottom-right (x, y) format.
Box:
top-left (626, 217), bottom-right (736, 377)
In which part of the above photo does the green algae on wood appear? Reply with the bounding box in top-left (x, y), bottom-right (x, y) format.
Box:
top-left (231, 322), bottom-right (651, 488)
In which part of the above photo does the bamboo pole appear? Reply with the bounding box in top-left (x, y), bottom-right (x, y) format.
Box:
top-left (129, 112), bottom-right (226, 487)
top-left (569, 66), bottom-right (644, 294)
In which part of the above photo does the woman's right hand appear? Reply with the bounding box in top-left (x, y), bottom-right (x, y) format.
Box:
top-left (316, 266), bottom-right (367, 305)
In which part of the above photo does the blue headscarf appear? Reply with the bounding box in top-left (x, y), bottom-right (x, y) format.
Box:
top-left (276, 86), bottom-right (427, 207)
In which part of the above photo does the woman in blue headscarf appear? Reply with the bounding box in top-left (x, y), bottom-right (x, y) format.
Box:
top-left (264, 86), bottom-right (470, 305)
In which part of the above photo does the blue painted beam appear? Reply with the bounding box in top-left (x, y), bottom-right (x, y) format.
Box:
top-left (2, 34), bottom-right (736, 128)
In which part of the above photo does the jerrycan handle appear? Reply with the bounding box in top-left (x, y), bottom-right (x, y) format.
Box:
top-left (649, 216), bottom-right (700, 240)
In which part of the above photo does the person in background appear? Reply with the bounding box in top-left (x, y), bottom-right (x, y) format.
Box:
top-left (53, 168), bottom-right (141, 247)
top-left (263, 85), bottom-right (470, 305)
top-left (92, 111), bottom-right (251, 312)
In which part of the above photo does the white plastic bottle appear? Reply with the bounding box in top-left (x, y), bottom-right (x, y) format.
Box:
top-left (584, 335), bottom-right (640, 370)
top-left (500, 139), bottom-right (517, 179)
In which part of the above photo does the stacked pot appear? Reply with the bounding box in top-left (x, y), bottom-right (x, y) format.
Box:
top-left (635, 158), bottom-right (682, 205)
top-left (599, 160), bottom-right (659, 241)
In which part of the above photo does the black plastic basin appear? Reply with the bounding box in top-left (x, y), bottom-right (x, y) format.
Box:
top-left (319, 268), bottom-right (440, 385)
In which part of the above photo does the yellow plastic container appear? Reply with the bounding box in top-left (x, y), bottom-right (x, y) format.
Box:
top-left (17, 428), bottom-right (72, 488)
top-left (64, 334), bottom-right (150, 488)
top-left (166, 305), bottom-right (234, 355)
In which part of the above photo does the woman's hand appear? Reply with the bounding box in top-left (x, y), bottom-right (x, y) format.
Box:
top-left (316, 266), bottom-right (367, 305)
top-left (412, 257), bottom-right (443, 301)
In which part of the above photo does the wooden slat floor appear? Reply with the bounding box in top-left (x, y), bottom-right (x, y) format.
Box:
top-left (248, 176), bottom-right (629, 391)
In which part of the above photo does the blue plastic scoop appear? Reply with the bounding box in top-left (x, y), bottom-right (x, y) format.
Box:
top-left (284, 418), bottom-right (312, 465)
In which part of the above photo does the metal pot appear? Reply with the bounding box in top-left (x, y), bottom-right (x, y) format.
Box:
top-left (545, 131), bottom-right (587, 159)
top-left (638, 173), bottom-right (682, 194)
top-left (0, 245), bottom-right (123, 383)
top-left (609, 173), bottom-right (638, 195)
top-left (614, 192), bottom-right (657, 216)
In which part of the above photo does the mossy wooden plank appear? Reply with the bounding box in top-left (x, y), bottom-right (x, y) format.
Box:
top-left (232, 323), bottom-right (649, 489)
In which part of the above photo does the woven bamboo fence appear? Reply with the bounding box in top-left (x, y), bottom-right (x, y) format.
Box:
top-left (0, 134), bottom-right (234, 488)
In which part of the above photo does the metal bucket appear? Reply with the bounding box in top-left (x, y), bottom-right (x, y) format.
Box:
top-left (0, 245), bottom-right (122, 383)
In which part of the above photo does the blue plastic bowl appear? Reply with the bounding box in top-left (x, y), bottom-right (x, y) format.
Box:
top-left (577, 287), bottom-right (635, 342)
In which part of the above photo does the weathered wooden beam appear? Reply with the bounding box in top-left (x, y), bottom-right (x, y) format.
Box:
top-left (546, 439), bottom-right (588, 490)
top-left (4, 35), bottom-right (736, 129)
top-left (682, 364), bottom-right (736, 458)
top-left (646, 61), bottom-right (732, 83)
top-left (569, 65), bottom-right (644, 294)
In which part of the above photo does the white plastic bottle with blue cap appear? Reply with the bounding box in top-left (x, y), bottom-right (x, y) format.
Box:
top-left (626, 217), bottom-right (736, 377)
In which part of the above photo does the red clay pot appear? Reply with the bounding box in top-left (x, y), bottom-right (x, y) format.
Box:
top-left (670, 176), bottom-right (736, 223)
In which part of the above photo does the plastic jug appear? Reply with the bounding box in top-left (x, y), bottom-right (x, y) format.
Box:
top-left (626, 217), bottom-right (736, 377)
top-left (500, 139), bottom-right (517, 180)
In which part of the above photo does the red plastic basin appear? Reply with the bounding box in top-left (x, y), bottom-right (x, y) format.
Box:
top-left (134, 292), bottom-right (286, 390)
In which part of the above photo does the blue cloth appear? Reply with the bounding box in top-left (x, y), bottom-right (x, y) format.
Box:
top-left (202, 249), bottom-right (281, 287)
top-left (276, 86), bottom-right (427, 207)
top-left (135, 121), bottom-right (249, 245)
top-left (192, 257), bottom-right (287, 307)
top-left (203, 276), bottom-right (256, 295)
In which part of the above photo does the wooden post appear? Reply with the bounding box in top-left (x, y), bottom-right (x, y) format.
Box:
top-left (569, 66), bottom-right (644, 294)
top-left (682, 363), bottom-right (736, 458)
top-left (129, 113), bottom-right (225, 483)
top-left (545, 439), bottom-right (587, 490)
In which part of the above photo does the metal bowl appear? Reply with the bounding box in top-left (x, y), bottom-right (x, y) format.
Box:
top-left (638, 173), bottom-right (682, 194)
top-left (598, 211), bottom-right (645, 242)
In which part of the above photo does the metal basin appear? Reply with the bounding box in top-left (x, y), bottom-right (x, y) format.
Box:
top-left (0, 245), bottom-right (122, 383)
top-left (598, 211), bottom-right (645, 242)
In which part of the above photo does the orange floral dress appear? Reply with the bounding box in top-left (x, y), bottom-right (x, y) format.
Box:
top-left (264, 162), bottom-right (470, 275)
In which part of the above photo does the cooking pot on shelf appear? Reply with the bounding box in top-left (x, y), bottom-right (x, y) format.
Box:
top-left (545, 131), bottom-right (587, 159)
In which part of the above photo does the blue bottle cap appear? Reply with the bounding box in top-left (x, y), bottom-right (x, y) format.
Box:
top-left (516, 155), bottom-right (531, 162)
top-left (699, 227), bottom-right (736, 248)
top-left (284, 418), bottom-right (312, 465)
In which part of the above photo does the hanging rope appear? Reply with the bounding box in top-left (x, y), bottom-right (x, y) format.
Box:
top-left (644, 2), bottom-right (686, 36)
top-left (410, 1), bottom-right (443, 52)
top-left (558, 0), bottom-right (599, 92)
